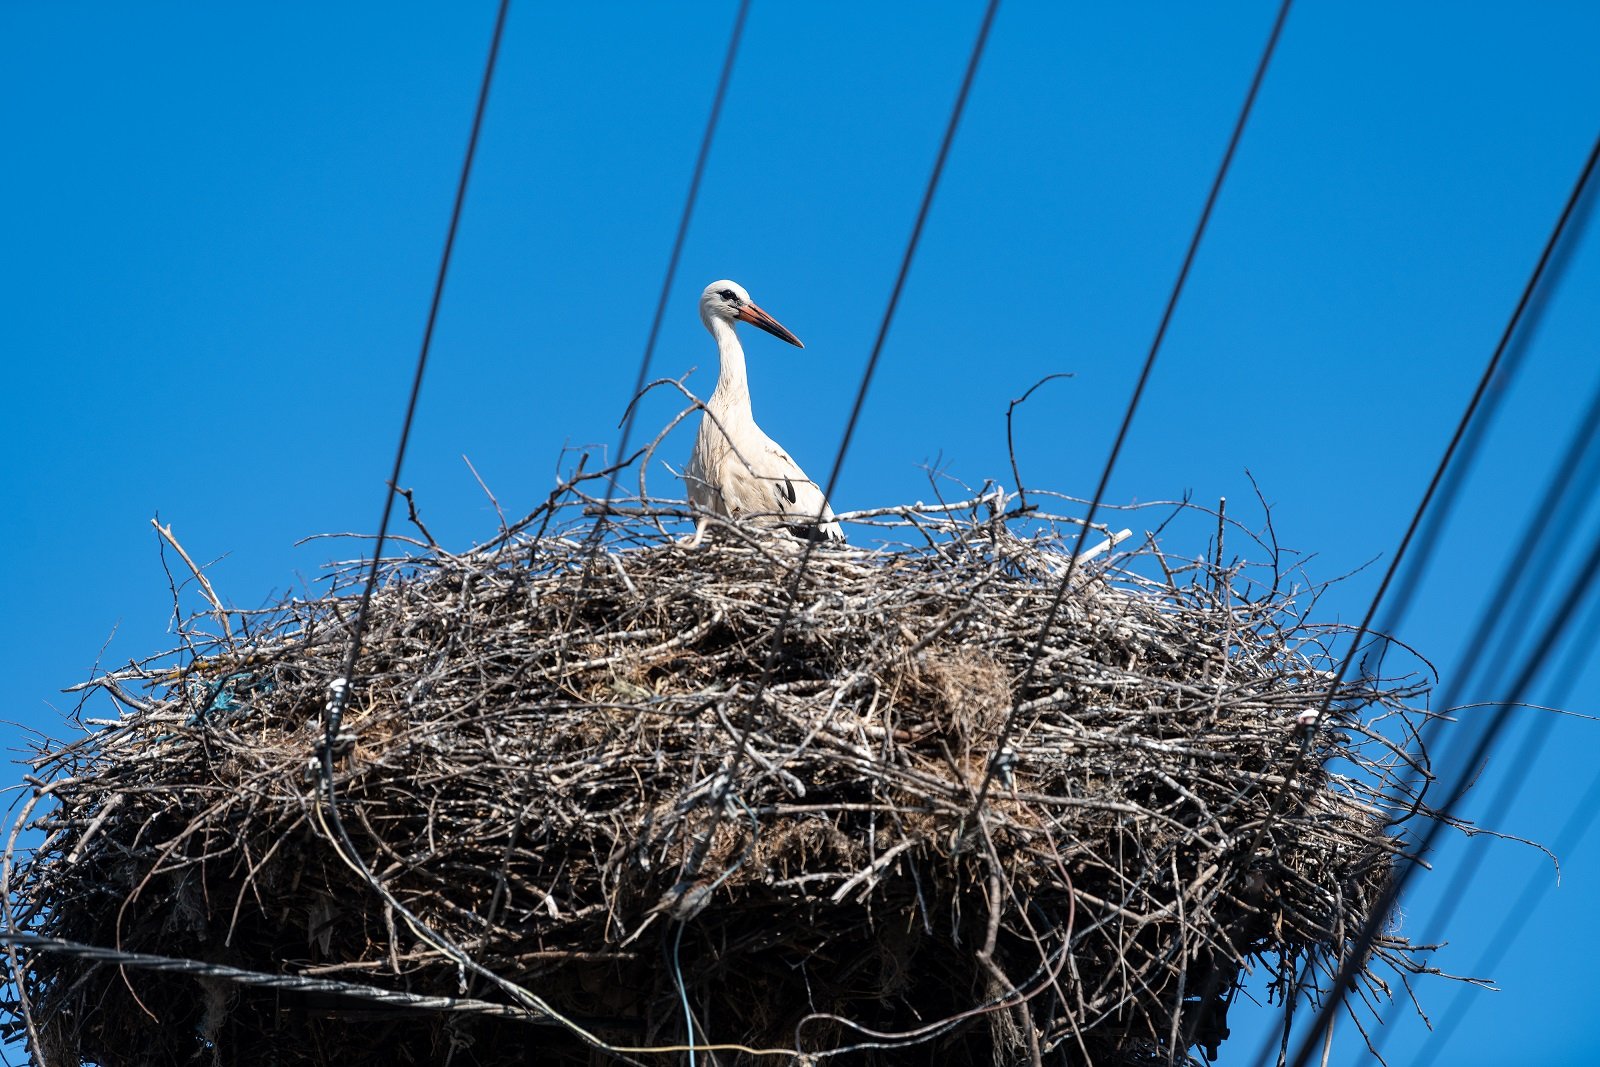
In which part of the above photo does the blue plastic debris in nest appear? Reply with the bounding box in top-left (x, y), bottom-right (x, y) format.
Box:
top-left (186, 671), bottom-right (276, 726)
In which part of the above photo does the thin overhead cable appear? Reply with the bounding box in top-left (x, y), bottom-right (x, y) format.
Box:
top-left (1385, 333), bottom-right (1600, 836)
top-left (973, 6), bottom-right (1299, 1044)
top-left (1372, 152), bottom-right (1600, 641)
top-left (1242, 124), bottom-right (1600, 941)
top-left (694, 0), bottom-right (1001, 880)
top-left (302, 3), bottom-right (647, 1058)
top-left (1400, 169), bottom-right (1600, 790)
top-left (321, 0), bottom-right (511, 755)
top-left (1409, 596), bottom-right (1600, 1067)
top-left (758, 0), bottom-right (1001, 689)
top-left (1367, 365), bottom-right (1600, 1062)
top-left (1251, 124), bottom-right (1600, 1067)
top-left (971, 0), bottom-right (1295, 814)
top-left (1286, 518), bottom-right (1600, 1067)
top-left (1362, 190), bottom-right (1600, 1065)
top-left (600, 0), bottom-right (751, 516)
top-left (0, 931), bottom-right (566, 1025)
top-left (1248, 123), bottom-right (1600, 851)
top-left (1356, 158), bottom-right (1600, 1062)
top-left (809, 0), bottom-right (1002, 513)
top-left (1406, 366), bottom-right (1600, 925)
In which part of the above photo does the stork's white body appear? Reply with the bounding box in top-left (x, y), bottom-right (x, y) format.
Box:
top-left (685, 281), bottom-right (844, 545)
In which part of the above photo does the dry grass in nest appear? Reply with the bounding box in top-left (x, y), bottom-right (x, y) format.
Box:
top-left (2, 490), bottom-right (1463, 1065)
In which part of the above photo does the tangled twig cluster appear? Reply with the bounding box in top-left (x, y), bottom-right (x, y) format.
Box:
top-left (3, 489), bottom-right (1462, 1065)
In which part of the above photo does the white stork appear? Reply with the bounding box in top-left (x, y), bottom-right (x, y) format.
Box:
top-left (684, 280), bottom-right (845, 545)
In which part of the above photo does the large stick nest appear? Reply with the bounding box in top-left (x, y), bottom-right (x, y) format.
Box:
top-left (4, 493), bottom-right (1450, 1065)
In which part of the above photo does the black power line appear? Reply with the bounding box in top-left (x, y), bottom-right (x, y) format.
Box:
top-left (969, 0), bottom-right (1294, 818)
top-left (684, 0), bottom-right (1002, 895)
top-left (1366, 347), bottom-right (1600, 1065)
top-left (321, 0), bottom-right (511, 752)
top-left (746, 0), bottom-right (1001, 701)
top-left (1243, 127), bottom-right (1600, 1067)
top-left (599, 0), bottom-right (751, 518)
top-left (0, 931), bottom-right (568, 1026)
top-left (1241, 128), bottom-right (1600, 1067)
top-left (949, 8), bottom-right (1293, 1055)
top-left (1243, 127), bottom-right (1600, 885)
top-left (808, 0), bottom-right (1002, 516)
top-left (741, 0), bottom-right (1004, 666)
top-left (1285, 521), bottom-right (1600, 1067)
top-left (1388, 358), bottom-right (1600, 981)
top-left (1371, 187), bottom-right (1600, 844)
top-left (302, 4), bottom-right (645, 1060)
top-left (1409, 596), bottom-right (1600, 1067)
top-left (1371, 136), bottom-right (1600, 644)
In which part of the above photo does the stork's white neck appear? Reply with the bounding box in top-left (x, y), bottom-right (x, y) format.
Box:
top-left (707, 316), bottom-right (753, 419)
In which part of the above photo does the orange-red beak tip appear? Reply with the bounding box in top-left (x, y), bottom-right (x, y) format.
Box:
top-left (737, 302), bottom-right (804, 348)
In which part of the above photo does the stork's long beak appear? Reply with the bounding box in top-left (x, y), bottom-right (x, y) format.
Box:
top-left (737, 302), bottom-right (804, 348)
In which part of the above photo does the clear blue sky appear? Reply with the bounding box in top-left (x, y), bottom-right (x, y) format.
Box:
top-left (4, 3), bottom-right (1599, 1064)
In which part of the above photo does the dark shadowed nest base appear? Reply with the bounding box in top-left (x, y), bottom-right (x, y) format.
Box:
top-left (4, 493), bottom-right (1456, 1065)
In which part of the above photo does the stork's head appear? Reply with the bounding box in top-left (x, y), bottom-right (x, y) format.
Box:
top-left (699, 280), bottom-right (804, 348)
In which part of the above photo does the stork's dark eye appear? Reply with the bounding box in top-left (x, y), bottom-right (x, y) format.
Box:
top-left (718, 289), bottom-right (737, 301)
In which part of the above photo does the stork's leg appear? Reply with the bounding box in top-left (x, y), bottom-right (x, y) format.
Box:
top-left (683, 517), bottom-right (709, 548)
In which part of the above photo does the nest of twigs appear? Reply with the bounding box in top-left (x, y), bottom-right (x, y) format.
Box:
top-left (4, 491), bottom-right (1454, 1066)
